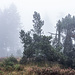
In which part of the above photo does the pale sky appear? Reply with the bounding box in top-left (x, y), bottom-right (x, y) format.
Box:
top-left (0, 0), bottom-right (75, 34)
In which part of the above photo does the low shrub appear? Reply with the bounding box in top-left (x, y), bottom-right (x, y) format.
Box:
top-left (3, 56), bottom-right (18, 67)
top-left (7, 56), bottom-right (18, 64)
top-left (4, 60), bottom-right (14, 67)
top-left (5, 66), bottom-right (14, 71)
top-left (14, 64), bottom-right (24, 71)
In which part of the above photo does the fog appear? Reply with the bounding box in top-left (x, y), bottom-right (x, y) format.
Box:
top-left (0, 0), bottom-right (75, 57)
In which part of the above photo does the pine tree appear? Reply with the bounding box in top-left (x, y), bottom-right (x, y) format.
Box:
top-left (32, 11), bottom-right (44, 36)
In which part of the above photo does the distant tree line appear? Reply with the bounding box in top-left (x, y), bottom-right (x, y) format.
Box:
top-left (0, 4), bottom-right (20, 57)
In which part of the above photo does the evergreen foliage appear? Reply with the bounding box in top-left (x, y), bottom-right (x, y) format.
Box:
top-left (20, 11), bottom-right (59, 64)
top-left (20, 12), bottom-right (75, 69)
top-left (32, 11), bottom-right (44, 35)
top-left (56, 14), bottom-right (75, 56)
top-left (55, 14), bottom-right (75, 68)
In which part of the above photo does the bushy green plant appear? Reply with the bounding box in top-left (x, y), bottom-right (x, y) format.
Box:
top-left (5, 66), bottom-right (14, 71)
top-left (2, 56), bottom-right (18, 70)
top-left (7, 56), bottom-right (18, 64)
top-left (14, 64), bottom-right (24, 71)
top-left (4, 56), bottom-right (18, 66)
top-left (5, 61), bottom-right (14, 67)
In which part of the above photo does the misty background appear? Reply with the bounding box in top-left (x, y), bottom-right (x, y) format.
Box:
top-left (0, 0), bottom-right (75, 57)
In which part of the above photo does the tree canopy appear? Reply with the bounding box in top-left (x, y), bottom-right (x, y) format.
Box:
top-left (20, 11), bottom-right (58, 64)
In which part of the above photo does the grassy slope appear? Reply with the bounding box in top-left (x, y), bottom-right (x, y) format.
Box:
top-left (0, 57), bottom-right (75, 75)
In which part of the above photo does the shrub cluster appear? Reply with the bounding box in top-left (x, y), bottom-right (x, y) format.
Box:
top-left (0, 56), bottom-right (24, 71)
top-left (14, 64), bottom-right (24, 71)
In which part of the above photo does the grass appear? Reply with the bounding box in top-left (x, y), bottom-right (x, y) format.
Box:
top-left (1, 66), bottom-right (75, 75)
top-left (0, 63), bottom-right (74, 75)
top-left (0, 57), bottom-right (75, 75)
